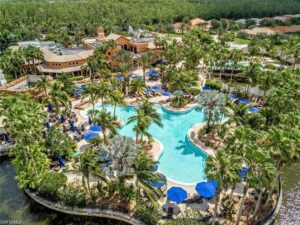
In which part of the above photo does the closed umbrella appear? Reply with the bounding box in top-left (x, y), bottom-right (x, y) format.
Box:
top-left (58, 156), bottom-right (65, 168)
top-left (195, 182), bottom-right (216, 199)
top-left (167, 187), bottom-right (188, 203)
top-left (88, 116), bottom-right (93, 125)
top-left (47, 103), bottom-right (53, 112)
top-left (70, 122), bottom-right (76, 132)
top-left (60, 115), bottom-right (65, 123)
top-left (89, 124), bottom-right (102, 132)
top-left (3, 133), bottom-right (10, 143)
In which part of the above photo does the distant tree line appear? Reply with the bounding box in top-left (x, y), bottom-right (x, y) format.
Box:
top-left (1, 0), bottom-right (300, 51)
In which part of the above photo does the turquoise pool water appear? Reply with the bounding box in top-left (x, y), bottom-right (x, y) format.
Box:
top-left (81, 104), bottom-right (208, 184)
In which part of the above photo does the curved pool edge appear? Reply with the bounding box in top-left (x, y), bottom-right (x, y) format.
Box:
top-left (160, 103), bottom-right (197, 114)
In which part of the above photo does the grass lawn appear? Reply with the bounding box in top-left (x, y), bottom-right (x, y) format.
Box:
top-left (234, 38), bottom-right (251, 45)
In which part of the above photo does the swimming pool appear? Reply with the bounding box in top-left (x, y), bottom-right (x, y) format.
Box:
top-left (81, 104), bottom-right (208, 184)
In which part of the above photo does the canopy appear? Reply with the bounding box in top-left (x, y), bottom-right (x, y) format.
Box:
top-left (89, 124), bottom-right (102, 132)
top-left (70, 122), bottom-right (76, 132)
top-left (88, 116), bottom-right (93, 125)
top-left (58, 156), bottom-right (65, 168)
top-left (167, 187), bottom-right (188, 203)
top-left (73, 88), bottom-right (83, 94)
top-left (248, 107), bottom-right (260, 113)
top-left (60, 115), bottom-right (65, 123)
top-left (162, 91), bottom-right (172, 97)
top-left (117, 76), bottom-right (124, 82)
top-left (195, 182), bottom-right (216, 199)
top-left (83, 132), bottom-right (99, 141)
top-left (228, 93), bottom-right (238, 100)
top-left (148, 71), bottom-right (159, 77)
top-left (151, 85), bottom-right (161, 90)
top-left (238, 98), bottom-right (250, 104)
top-left (47, 103), bottom-right (53, 112)
top-left (202, 86), bottom-right (213, 91)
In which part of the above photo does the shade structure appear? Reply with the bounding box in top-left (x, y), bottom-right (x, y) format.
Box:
top-left (73, 88), bottom-right (83, 94)
top-left (44, 122), bottom-right (51, 129)
top-left (88, 116), bottom-right (93, 125)
top-left (238, 98), bottom-right (250, 104)
top-left (90, 124), bottom-right (102, 132)
top-left (195, 182), bottom-right (216, 199)
top-left (60, 115), bottom-right (65, 123)
top-left (173, 90), bottom-right (184, 95)
top-left (148, 71), bottom-right (159, 77)
top-left (239, 166), bottom-right (249, 179)
top-left (47, 103), bottom-right (53, 112)
top-left (58, 156), bottom-right (65, 168)
top-left (202, 86), bottom-right (213, 91)
top-left (207, 180), bottom-right (218, 188)
top-left (3, 133), bottom-right (10, 143)
top-left (70, 122), bottom-right (76, 132)
top-left (228, 93), bottom-right (238, 100)
top-left (151, 85), bottom-right (161, 90)
top-left (248, 107), bottom-right (260, 113)
top-left (117, 76), bottom-right (124, 82)
top-left (162, 91), bottom-right (172, 97)
top-left (167, 187), bottom-right (188, 203)
top-left (83, 132), bottom-right (99, 141)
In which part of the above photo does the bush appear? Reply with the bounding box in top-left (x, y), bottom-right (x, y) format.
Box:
top-left (45, 127), bottom-right (76, 159)
top-left (188, 87), bottom-right (201, 96)
top-left (134, 203), bottom-right (160, 225)
top-left (205, 80), bottom-right (222, 90)
top-left (37, 172), bottom-right (67, 199)
top-left (164, 209), bottom-right (207, 225)
top-left (58, 181), bottom-right (87, 207)
top-left (69, 75), bottom-right (85, 81)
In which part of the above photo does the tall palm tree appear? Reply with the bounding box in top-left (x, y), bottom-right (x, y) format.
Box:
top-left (243, 62), bottom-right (261, 94)
top-left (46, 81), bottom-right (71, 114)
top-left (139, 51), bottom-right (153, 81)
top-left (81, 84), bottom-right (100, 120)
top-left (118, 63), bottom-right (131, 96)
top-left (97, 81), bottom-right (111, 108)
top-left (108, 90), bottom-right (125, 118)
top-left (228, 49), bottom-right (243, 84)
top-left (129, 78), bottom-right (146, 98)
top-left (36, 76), bottom-right (50, 97)
top-left (94, 110), bottom-right (120, 144)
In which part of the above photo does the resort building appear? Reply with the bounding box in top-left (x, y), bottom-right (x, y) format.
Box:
top-left (242, 27), bottom-right (276, 37)
top-left (173, 17), bottom-right (211, 33)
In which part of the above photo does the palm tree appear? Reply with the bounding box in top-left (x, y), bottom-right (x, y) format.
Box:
top-left (97, 81), bottom-right (111, 108)
top-left (228, 49), bottom-right (243, 84)
top-left (196, 90), bottom-right (226, 133)
top-left (46, 81), bottom-right (71, 114)
top-left (139, 51), bottom-right (153, 81)
top-left (129, 78), bottom-right (146, 98)
top-left (243, 62), bottom-right (261, 94)
top-left (36, 76), bottom-right (50, 97)
top-left (258, 70), bottom-right (277, 96)
top-left (118, 63), bottom-right (131, 96)
top-left (94, 110), bottom-right (120, 144)
top-left (81, 84), bottom-right (100, 120)
top-left (108, 90), bottom-right (125, 118)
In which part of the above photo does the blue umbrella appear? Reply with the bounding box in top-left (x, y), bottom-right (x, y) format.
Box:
top-left (81, 84), bottom-right (87, 89)
top-left (238, 98), bottom-right (250, 104)
top-left (73, 88), bottom-right (83, 94)
top-left (151, 85), bottom-right (161, 90)
top-left (248, 107), bottom-right (260, 113)
top-left (167, 187), bottom-right (188, 203)
top-left (44, 122), bottom-right (50, 129)
top-left (228, 93), bottom-right (238, 100)
top-left (173, 90), bottom-right (184, 95)
top-left (83, 132), bottom-right (99, 141)
top-left (207, 180), bottom-right (218, 188)
top-left (47, 103), bottom-right (53, 112)
top-left (145, 88), bottom-right (153, 93)
top-left (162, 91), bottom-right (172, 97)
top-left (70, 122), bottom-right (76, 132)
top-left (117, 76), bottom-right (125, 82)
top-left (148, 180), bottom-right (165, 188)
top-left (97, 153), bottom-right (109, 159)
top-left (58, 156), bottom-right (65, 168)
top-left (239, 166), bottom-right (249, 179)
top-left (60, 115), bottom-right (65, 123)
top-left (90, 124), bottom-right (102, 132)
top-left (148, 71), bottom-right (159, 77)
top-left (195, 182), bottom-right (216, 199)
top-left (88, 116), bottom-right (93, 125)
top-left (202, 86), bottom-right (213, 91)
top-left (151, 164), bottom-right (158, 172)
top-left (3, 133), bottom-right (10, 143)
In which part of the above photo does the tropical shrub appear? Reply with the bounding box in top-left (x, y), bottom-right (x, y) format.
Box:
top-left (164, 209), bottom-right (206, 225)
top-left (58, 181), bottom-right (87, 207)
top-left (205, 80), bottom-right (222, 90)
top-left (37, 172), bottom-right (67, 199)
top-left (134, 203), bottom-right (160, 225)
top-left (45, 127), bottom-right (76, 159)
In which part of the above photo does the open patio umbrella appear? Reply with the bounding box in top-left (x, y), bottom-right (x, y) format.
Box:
top-left (58, 156), bottom-right (65, 168)
top-left (238, 98), bottom-right (250, 104)
top-left (3, 133), bottom-right (10, 143)
top-left (145, 88), bottom-right (153, 93)
top-left (195, 182), bottom-right (216, 199)
top-left (70, 122), bottom-right (76, 132)
top-left (161, 91), bottom-right (172, 97)
top-left (83, 132), bottom-right (99, 141)
top-left (228, 93), bottom-right (238, 100)
top-left (60, 115), bottom-right (65, 123)
top-left (47, 103), bottom-right (53, 112)
top-left (117, 76), bottom-right (124, 82)
top-left (73, 88), bottom-right (83, 94)
top-left (148, 179), bottom-right (165, 188)
top-left (248, 107), bottom-right (260, 113)
top-left (89, 124), bottom-right (102, 132)
top-left (148, 71), bottom-right (159, 77)
top-left (151, 85), bottom-right (161, 90)
top-left (207, 180), bottom-right (218, 188)
top-left (202, 86), bottom-right (213, 91)
top-left (239, 166), bottom-right (249, 179)
top-left (167, 187), bottom-right (188, 203)
top-left (88, 116), bottom-right (93, 125)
